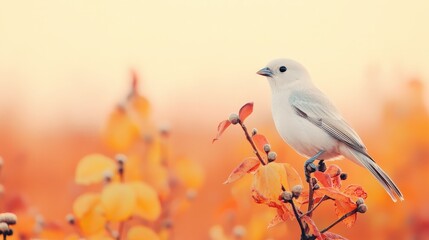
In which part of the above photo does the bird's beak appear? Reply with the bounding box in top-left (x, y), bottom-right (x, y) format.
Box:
top-left (256, 67), bottom-right (273, 77)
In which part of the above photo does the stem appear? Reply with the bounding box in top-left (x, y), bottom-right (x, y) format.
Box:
top-left (105, 222), bottom-right (115, 238)
top-left (239, 121), bottom-right (266, 165)
top-left (320, 208), bottom-right (359, 233)
top-left (301, 195), bottom-right (329, 218)
top-left (288, 199), bottom-right (307, 239)
top-left (118, 221), bottom-right (125, 240)
top-left (307, 178), bottom-right (315, 218)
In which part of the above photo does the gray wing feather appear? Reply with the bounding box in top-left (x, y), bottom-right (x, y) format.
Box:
top-left (289, 90), bottom-right (372, 159)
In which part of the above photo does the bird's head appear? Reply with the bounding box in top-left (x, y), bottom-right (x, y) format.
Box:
top-left (257, 58), bottom-right (311, 90)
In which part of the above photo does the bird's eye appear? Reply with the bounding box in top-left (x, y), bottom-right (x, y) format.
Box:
top-left (279, 66), bottom-right (287, 72)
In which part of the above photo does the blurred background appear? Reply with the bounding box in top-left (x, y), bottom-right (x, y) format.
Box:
top-left (0, 0), bottom-right (428, 239)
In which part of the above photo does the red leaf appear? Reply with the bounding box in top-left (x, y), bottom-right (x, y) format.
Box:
top-left (334, 199), bottom-right (357, 227)
top-left (131, 69), bottom-right (139, 93)
top-left (268, 202), bottom-right (294, 228)
top-left (316, 187), bottom-right (351, 203)
top-left (343, 185), bottom-right (367, 202)
top-left (326, 165), bottom-right (342, 177)
top-left (239, 102), bottom-right (253, 122)
top-left (302, 216), bottom-right (323, 240)
top-left (326, 165), bottom-right (342, 188)
top-left (212, 120), bottom-right (231, 143)
top-left (252, 134), bottom-right (269, 153)
top-left (314, 171), bottom-right (333, 187)
top-left (317, 187), bottom-right (357, 227)
top-left (322, 232), bottom-right (349, 240)
top-left (223, 157), bottom-right (261, 184)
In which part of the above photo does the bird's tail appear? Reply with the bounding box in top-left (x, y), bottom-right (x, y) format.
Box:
top-left (343, 148), bottom-right (404, 202)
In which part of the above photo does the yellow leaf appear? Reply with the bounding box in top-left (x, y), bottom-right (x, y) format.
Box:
top-left (124, 153), bottom-right (143, 181)
top-left (103, 106), bottom-right (140, 151)
top-left (283, 163), bottom-right (303, 190)
top-left (129, 182), bottom-right (162, 221)
top-left (88, 231), bottom-right (116, 240)
top-left (175, 158), bottom-right (204, 189)
top-left (209, 225), bottom-right (229, 240)
top-left (142, 162), bottom-right (170, 199)
top-left (158, 228), bottom-right (170, 240)
top-left (64, 234), bottom-right (80, 240)
top-left (127, 226), bottom-right (160, 240)
top-left (73, 193), bottom-right (100, 218)
top-left (251, 163), bottom-right (288, 202)
top-left (101, 183), bottom-right (136, 222)
top-left (129, 94), bottom-right (151, 121)
top-left (72, 193), bottom-right (106, 235)
top-left (75, 154), bottom-right (116, 185)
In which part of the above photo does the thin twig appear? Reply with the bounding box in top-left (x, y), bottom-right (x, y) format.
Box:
top-left (239, 121), bottom-right (266, 165)
top-left (301, 195), bottom-right (329, 218)
top-left (288, 199), bottom-right (307, 239)
top-left (118, 221), bottom-right (125, 240)
top-left (320, 208), bottom-right (359, 233)
top-left (307, 177), bottom-right (315, 218)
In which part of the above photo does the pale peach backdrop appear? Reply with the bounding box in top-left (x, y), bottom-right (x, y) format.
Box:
top-left (0, 1), bottom-right (428, 239)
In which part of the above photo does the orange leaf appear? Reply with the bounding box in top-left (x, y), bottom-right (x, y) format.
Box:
top-left (252, 134), bottom-right (269, 153)
top-left (223, 157), bottom-right (260, 184)
top-left (239, 102), bottom-right (254, 122)
top-left (322, 232), bottom-right (348, 240)
top-left (343, 185), bottom-right (367, 202)
top-left (314, 171), bottom-right (333, 187)
top-left (302, 216), bottom-right (323, 240)
top-left (212, 120), bottom-right (231, 143)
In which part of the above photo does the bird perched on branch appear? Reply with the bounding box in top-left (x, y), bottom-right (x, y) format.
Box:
top-left (257, 58), bottom-right (404, 202)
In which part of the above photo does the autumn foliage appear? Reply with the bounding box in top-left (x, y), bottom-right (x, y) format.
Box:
top-left (213, 102), bottom-right (369, 239)
top-left (66, 72), bottom-right (204, 239)
top-left (0, 76), bottom-right (427, 239)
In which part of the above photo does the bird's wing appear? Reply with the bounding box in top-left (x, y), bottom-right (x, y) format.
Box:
top-left (289, 90), bottom-right (371, 158)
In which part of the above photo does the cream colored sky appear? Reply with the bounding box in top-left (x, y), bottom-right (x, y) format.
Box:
top-left (0, 0), bottom-right (428, 129)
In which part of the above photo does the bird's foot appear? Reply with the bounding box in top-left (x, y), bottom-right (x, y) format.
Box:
top-left (304, 150), bottom-right (325, 182)
top-left (318, 160), bottom-right (326, 172)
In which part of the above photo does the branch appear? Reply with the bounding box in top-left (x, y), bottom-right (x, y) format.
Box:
top-left (320, 208), bottom-right (359, 233)
top-left (300, 195), bottom-right (329, 218)
top-left (307, 177), bottom-right (316, 218)
top-left (239, 121), bottom-right (266, 165)
top-left (288, 199), bottom-right (307, 239)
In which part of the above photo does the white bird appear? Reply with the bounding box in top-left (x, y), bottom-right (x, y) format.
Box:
top-left (257, 58), bottom-right (404, 202)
